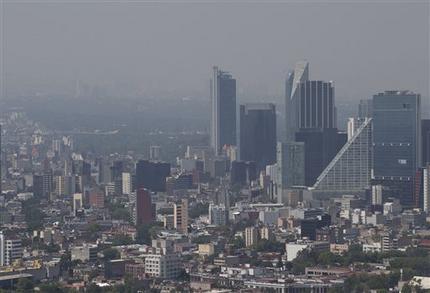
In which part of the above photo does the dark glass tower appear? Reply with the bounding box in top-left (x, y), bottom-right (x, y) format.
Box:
top-left (211, 66), bottom-right (237, 155)
top-left (298, 80), bottom-right (336, 129)
top-left (135, 160), bottom-right (170, 192)
top-left (239, 103), bottom-right (276, 171)
top-left (372, 91), bottom-right (421, 206)
top-left (373, 91), bottom-right (421, 180)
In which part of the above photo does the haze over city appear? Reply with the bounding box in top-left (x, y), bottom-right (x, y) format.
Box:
top-left (0, 1), bottom-right (429, 292)
top-left (2, 1), bottom-right (429, 114)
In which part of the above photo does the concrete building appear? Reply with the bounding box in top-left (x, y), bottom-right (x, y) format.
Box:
top-left (174, 199), bottom-right (188, 234)
top-left (0, 232), bottom-right (22, 267)
top-left (71, 244), bottom-right (98, 262)
top-left (73, 193), bottom-right (83, 216)
top-left (245, 227), bottom-right (259, 247)
top-left (209, 204), bottom-right (226, 226)
top-left (122, 172), bottom-right (131, 195)
top-left (144, 253), bottom-right (181, 279)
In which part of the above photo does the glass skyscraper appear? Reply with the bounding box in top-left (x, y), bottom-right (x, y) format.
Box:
top-left (372, 91), bottom-right (421, 181)
top-left (372, 91), bottom-right (421, 206)
top-left (239, 103), bottom-right (277, 171)
top-left (211, 66), bottom-right (237, 155)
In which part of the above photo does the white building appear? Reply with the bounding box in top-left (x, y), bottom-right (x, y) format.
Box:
top-left (144, 253), bottom-right (181, 279)
top-left (372, 185), bottom-right (383, 205)
top-left (383, 200), bottom-right (402, 216)
top-left (0, 232), bottom-right (22, 266)
top-left (122, 172), bottom-right (131, 195)
top-left (285, 241), bottom-right (329, 262)
top-left (285, 242), bottom-right (309, 262)
top-left (362, 242), bottom-right (382, 253)
top-left (424, 166), bottom-right (430, 213)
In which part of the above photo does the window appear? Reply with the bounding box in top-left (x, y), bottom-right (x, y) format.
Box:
top-left (398, 159), bottom-right (407, 165)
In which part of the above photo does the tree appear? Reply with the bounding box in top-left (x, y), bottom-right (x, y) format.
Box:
top-left (38, 283), bottom-right (66, 293)
top-left (86, 283), bottom-right (102, 293)
top-left (102, 248), bottom-right (120, 261)
top-left (15, 278), bottom-right (34, 292)
top-left (136, 222), bottom-right (162, 245)
top-left (231, 237), bottom-right (245, 249)
top-left (112, 234), bottom-right (133, 246)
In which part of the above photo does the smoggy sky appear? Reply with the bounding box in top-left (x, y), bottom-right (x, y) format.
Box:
top-left (1, 0), bottom-right (429, 113)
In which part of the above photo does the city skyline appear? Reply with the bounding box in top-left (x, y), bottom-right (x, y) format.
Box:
top-left (1, 2), bottom-right (429, 116)
top-left (0, 1), bottom-right (430, 291)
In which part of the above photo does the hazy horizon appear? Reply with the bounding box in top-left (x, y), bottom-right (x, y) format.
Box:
top-left (2, 1), bottom-right (429, 115)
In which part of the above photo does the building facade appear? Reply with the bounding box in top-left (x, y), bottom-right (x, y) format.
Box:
top-left (211, 66), bottom-right (237, 155)
top-left (239, 103), bottom-right (276, 171)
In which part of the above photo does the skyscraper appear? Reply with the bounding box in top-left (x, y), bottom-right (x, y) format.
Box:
top-left (285, 61), bottom-right (342, 186)
top-left (285, 60), bottom-right (309, 142)
top-left (239, 103), bottom-right (276, 171)
top-left (358, 99), bottom-right (373, 118)
top-left (211, 66), bottom-right (237, 155)
top-left (422, 119), bottom-right (430, 166)
top-left (372, 91), bottom-right (421, 205)
top-left (135, 160), bottom-right (170, 192)
top-left (312, 118), bottom-right (373, 194)
top-left (276, 142), bottom-right (305, 191)
top-left (373, 91), bottom-right (421, 180)
top-left (297, 80), bottom-right (336, 130)
top-left (295, 128), bottom-right (343, 186)
top-left (136, 188), bottom-right (153, 226)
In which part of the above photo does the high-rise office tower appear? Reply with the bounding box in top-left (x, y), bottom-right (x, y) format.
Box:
top-left (285, 60), bottom-right (309, 142)
top-left (111, 161), bottom-right (124, 183)
top-left (276, 142), bottom-right (305, 191)
top-left (239, 103), bottom-right (276, 170)
top-left (358, 99), bottom-right (373, 118)
top-left (174, 199), bottom-right (188, 234)
top-left (211, 66), bottom-right (237, 155)
top-left (312, 118), bottom-right (373, 194)
top-left (97, 158), bottom-right (111, 184)
top-left (149, 145), bottom-right (161, 161)
top-left (286, 61), bottom-right (337, 132)
top-left (295, 128), bottom-right (344, 186)
top-left (372, 91), bottom-right (421, 205)
top-left (422, 119), bottom-right (430, 166)
top-left (297, 80), bottom-right (336, 129)
top-left (136, 188), bottom-right (153, 226)
top-left (285, 61), bottom-right (342, 186)
top-left (33, 170), bottom-right (53, 199)
top-left (135, 160), bottom-right (170, 192)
